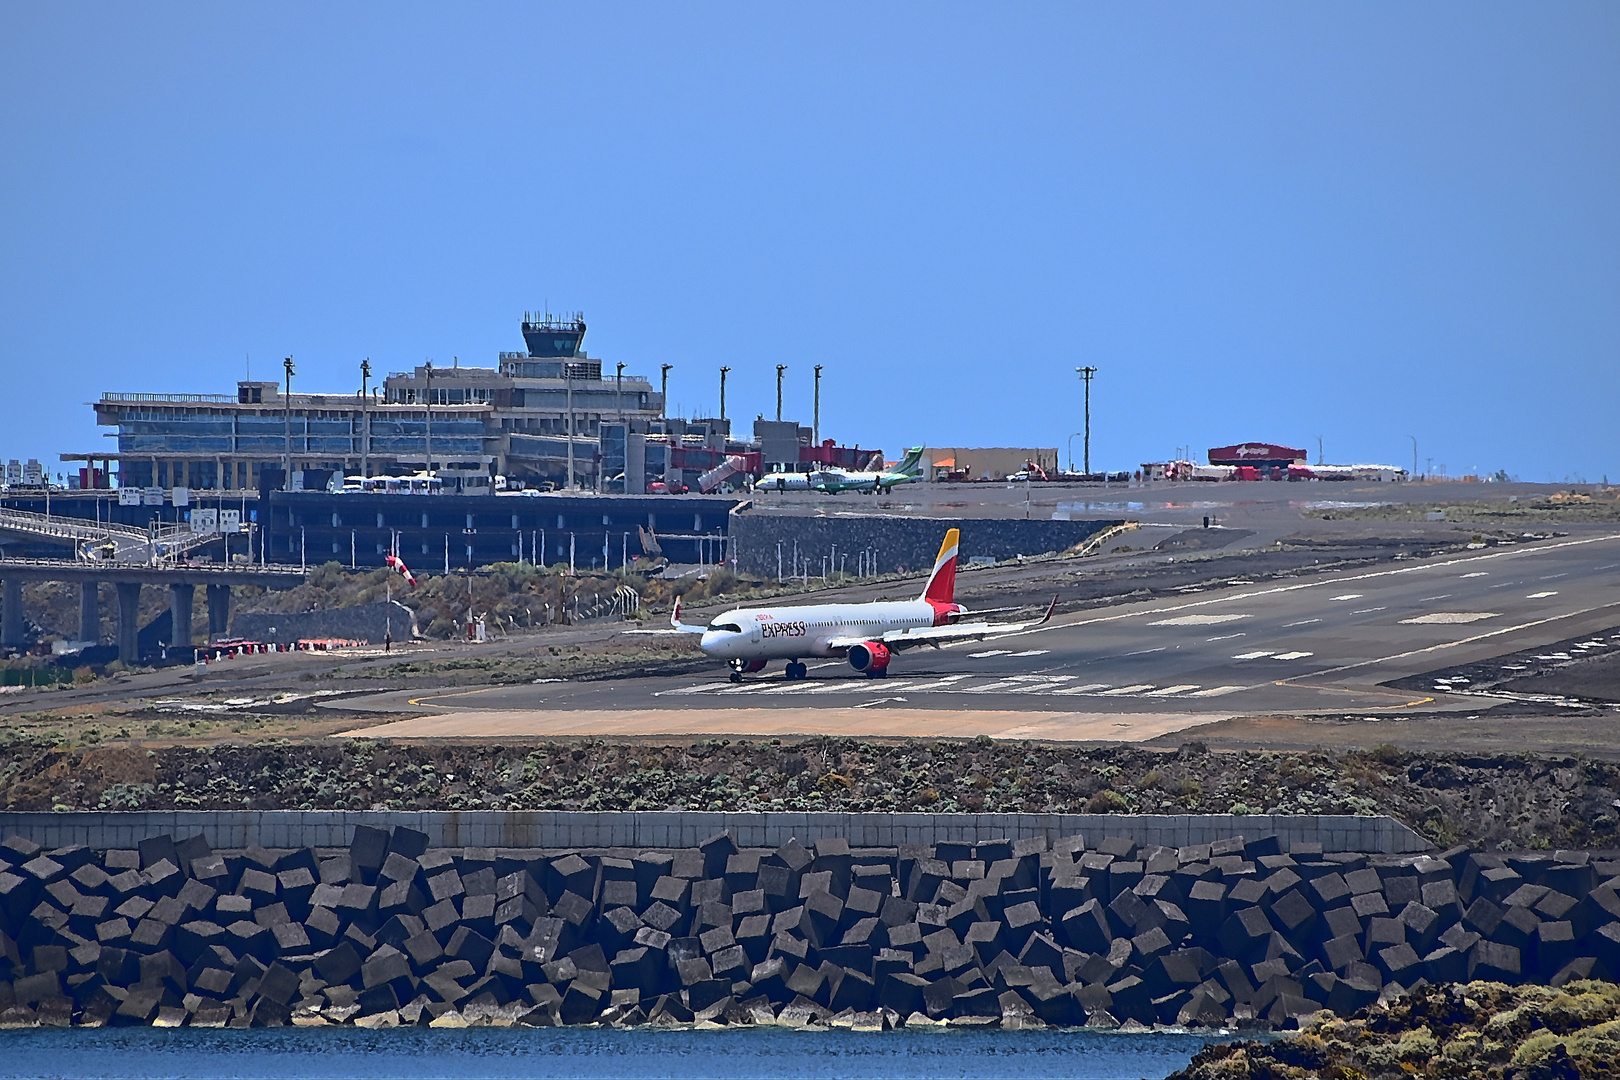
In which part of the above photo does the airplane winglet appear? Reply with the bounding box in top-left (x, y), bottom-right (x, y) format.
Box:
top-left (1040, 594), bottom-right (1058, 624)
top-left (670, 596), bottom-right (707, 634)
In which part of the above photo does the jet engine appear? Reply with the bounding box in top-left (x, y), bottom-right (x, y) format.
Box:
top-left (847, 641), bottom-right (891, 674)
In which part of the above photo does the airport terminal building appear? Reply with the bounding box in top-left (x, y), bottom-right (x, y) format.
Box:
top-left (78, 314), bottom-right (664, 493)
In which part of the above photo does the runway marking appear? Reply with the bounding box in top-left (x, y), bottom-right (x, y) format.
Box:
top-left (1124, 647), bottom-right (1167, 656)
top-left (1527, 591), bottom-right (1559, 599)
top-left (902, 675), bottom-right (975, 691)
top-left (1148, 613), bottom-right (1250, 626)
top-left (1277, 598), bottom-right (1620, 687)
top-left (1419, 595), bottom-right (1451, 602)
top-left (1051, 683), bottom-right (1111, 695)
top-left (1272, 651), bottom-right (1315, 661)
top-left (1143, 685), bottom-right (1200, 696)
top-left (1233, 650), bottom-right (1275, 660)
top-left (1283, 619), bottom-right (1322, 627)
top-left (1461, 572), bottom-right (1489, 578)
top-left (989, 532), bottom-right (1620, 644)
top-left (1100, 684), bottom-right (1155, 696)
top-left (1400, 612), bottom-right (1499, 625)
top-left (1205, 633), bottom-right (1246, 642)
top-left (1329, 594), bottom-right (1363, 602)
top-left (1351, 607), bottom-right (1387, 614)
top-left (1189, 685), bottom-right (1245, 697)
top-left (1009, 649), bottom-right (1050, 657)
top-left (969, 650), bottom-right (1012, 658)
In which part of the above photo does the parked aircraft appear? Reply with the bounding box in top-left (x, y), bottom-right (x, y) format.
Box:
top-left (670, 528), bottom-right (1055, 681)
top-left (810, 446), bottom-right (926, 494)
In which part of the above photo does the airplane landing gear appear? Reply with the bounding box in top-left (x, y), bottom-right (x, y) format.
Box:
top-left (729, 660), bottom-right (746, 683)
top-left (785, 661), bottom-right (807, 680)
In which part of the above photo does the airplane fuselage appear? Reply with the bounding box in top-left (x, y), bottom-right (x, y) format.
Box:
top-left (699, 599), bottom-right (950, 660)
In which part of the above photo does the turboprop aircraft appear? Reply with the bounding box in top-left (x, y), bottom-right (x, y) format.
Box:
top-left (811, 446), bottom-right (926, 495)
top-left (670, 528), bottom-right (1055, 681)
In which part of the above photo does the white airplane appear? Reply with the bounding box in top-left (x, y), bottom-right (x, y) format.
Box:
top-left (670, 528), bottom-right (1056, 681)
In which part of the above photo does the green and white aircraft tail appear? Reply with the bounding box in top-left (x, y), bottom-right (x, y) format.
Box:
top-left (812, 446), bottom-right (926, 494)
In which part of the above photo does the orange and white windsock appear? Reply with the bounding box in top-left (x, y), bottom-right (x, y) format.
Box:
top-left (384, 555), bottom-right (417, 588)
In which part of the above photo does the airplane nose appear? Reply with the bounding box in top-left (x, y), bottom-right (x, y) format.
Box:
top-left (700, 631), bottom-right (725, 656)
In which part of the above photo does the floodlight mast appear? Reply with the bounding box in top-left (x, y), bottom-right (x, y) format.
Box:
top-left (1075, 366), bottom-right (1098, 474)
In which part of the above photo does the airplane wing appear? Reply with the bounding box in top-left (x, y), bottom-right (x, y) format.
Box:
top-left (825, 596), bottom-right (1057, 652)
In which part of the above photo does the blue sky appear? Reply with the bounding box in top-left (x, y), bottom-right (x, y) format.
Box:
top-left (2, 3), bottom-right (1616, 481)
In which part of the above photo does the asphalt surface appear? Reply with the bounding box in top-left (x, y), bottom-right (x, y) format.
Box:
top-left (341, 531), bottom-right (1620, 738)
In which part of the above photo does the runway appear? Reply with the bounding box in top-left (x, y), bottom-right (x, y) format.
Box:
top-left (337, 532), bottom-right (1620, 739)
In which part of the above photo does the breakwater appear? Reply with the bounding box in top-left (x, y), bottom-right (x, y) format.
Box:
top-left (0, 820), bottom-right (1614, 1031)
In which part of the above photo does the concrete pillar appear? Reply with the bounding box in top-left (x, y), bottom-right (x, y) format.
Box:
top-left (1, 578), bottom-right (23, 648)
top-left (79, 581), bottom-right (100, 644)
top-left (116, 582), bottom-right (141, 665)
top-left (206, 584), bottom-right (231, 641)
top-left (170, 583), bottom-right (195, 648)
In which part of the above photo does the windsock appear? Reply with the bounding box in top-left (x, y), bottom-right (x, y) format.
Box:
top-left (384, 554), bottom-right (417, 588)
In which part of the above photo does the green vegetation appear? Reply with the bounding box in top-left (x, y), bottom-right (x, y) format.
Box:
top-left (1173, 981), bottom-right (1620, 1079)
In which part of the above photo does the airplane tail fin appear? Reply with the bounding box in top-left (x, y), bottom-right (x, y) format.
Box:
top-left (920, 528), bottom-right (960, 604)
top-left (898, 445), bottom-right (925, 474)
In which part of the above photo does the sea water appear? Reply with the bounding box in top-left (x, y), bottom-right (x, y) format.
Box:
top-left (0, 1026), bottom-right (1235, 1079)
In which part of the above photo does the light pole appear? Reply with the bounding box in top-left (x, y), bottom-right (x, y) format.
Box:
top-left (660, 363), bottom-right (672, 421)
top-left (813, 364), bottom-right (823, 446)
top-left (282, 356), bottom-right (295, 489)
top-left (359, 359), bottom-right (371, 479)
top-left (615, 362), bottom-right (625, 421)
top-left (1075, 366), bottom-right (1098, 474)
top-left (776, 364), bottom-right (787, 422)
top-left (423, 361), bottom-right (434, 476)
top-left (1409, 435), bottom-right (1418, 481)
top-left (1067, 432), bottom-right (1085, 473)
top-left (719, 366), bottom-right (730, 422)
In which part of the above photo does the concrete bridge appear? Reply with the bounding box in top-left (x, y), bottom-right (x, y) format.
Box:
top-left (0, 558), bottom-right (305, 665)
top-left (0, 505), bottom-right (216, 563)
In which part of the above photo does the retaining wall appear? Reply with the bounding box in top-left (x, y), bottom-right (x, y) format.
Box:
top-left (0, 811), bottom-right (1431, 854)
top-left (230, 600), bottom-right (418, 645)
top-left (728, 513), bottom-right (1124, 579)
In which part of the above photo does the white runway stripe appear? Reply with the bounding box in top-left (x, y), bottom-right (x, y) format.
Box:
top-left (1190, 685), bottom-right (1245, 697)
top-left (1143, 685), bottom-right (1200, 696)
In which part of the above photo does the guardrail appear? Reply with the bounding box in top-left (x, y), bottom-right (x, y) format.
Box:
top-left (99, 392), bottom-right (236, 404)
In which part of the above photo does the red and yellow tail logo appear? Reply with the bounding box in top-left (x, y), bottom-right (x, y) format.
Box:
top-left (921, 528), bottom-right (959, 604)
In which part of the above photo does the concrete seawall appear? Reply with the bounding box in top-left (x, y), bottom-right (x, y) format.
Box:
top-left (0, 811), bottom-right (1432, 854)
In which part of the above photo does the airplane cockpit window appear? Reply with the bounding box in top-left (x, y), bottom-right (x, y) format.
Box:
top-left (710, 622), bottom-right (743, 633)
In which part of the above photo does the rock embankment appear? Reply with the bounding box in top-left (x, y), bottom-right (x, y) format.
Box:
top-left (1, 828), bottom-right (1618, 1030)
top-left (1172, 980), bottom-right (1620, 1078)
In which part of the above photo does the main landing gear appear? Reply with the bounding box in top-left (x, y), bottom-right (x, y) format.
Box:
top-left (785, 661), bottom-right (807, 681)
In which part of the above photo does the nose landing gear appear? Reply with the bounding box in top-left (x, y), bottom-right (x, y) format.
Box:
top-left (729, 660), bottom-right (745, 683)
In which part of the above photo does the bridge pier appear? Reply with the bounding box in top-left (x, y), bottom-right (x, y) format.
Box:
top-left (79, 582), bottom-right (100, 645)
top-left (206, 585), bottom-right (232, 641)
top-left (170, 584), bottom-right (194, 649)
top-left (116, 583), bottom-right (141, 665)
top-left (1, 578), bottom-right (22, 648)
